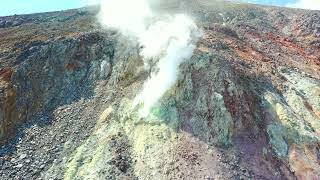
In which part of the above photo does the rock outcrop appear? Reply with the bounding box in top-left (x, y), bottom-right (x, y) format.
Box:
top-left (0, 1), bottom-right (319, 179)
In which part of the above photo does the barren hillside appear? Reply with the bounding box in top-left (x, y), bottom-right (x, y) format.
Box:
top-left (0, 0), bottom-right (319, 179)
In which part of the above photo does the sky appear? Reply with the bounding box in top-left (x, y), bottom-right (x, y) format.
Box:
top-left (0, 0), bottom-right (91, 16)
top-left (243, 0), bottom-right (296, 6)
top-left (244, 0), bottom-right (320, 9)
top-left (0, 0), bottom-right (319, 17)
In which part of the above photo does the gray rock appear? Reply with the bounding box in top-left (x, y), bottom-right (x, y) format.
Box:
top-left (10, 158), bottom-right (16, 163)
top-left (39, 164), bottom-right (45, 169)
top-left (0, 20), bottom-right (6, 28)
top-left (19, 154), bottom-right (27, 160)
top-left (16, 164), bottom-right (23, 168)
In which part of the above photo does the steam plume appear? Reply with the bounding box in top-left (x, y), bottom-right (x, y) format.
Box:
top-left (98, 0), bottom-right (201, 117)
top-left (99, 0), bottom-right (152, 36)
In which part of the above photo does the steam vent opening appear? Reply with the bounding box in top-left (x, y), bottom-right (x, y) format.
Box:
top-left (0, 0), bottom-right (320, 179)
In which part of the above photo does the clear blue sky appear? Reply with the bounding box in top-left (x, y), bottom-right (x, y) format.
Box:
top-left (0, 0), bottom-right (302, 17)
top-left (244, 0), bottom-right (296, 6)
top-left (0, 0), bottom-right (89, 16)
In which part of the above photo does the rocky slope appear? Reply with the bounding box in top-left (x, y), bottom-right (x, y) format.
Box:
top-left (0, 0), bottom-right (320, 179)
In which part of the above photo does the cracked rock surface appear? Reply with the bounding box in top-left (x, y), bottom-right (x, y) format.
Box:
top-left (0, 1), bottom-right (320, 179)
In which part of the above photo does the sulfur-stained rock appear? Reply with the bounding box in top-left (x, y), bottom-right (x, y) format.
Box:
top-left (0, 1), bottom-right (320, 180)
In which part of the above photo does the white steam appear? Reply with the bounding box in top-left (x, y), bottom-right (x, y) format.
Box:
top-left (99, 0), bottom-right (152, 35)
top-left (98, 0), bottom-right (201, 117)
top-left (136, 15), bottom-right (200, 117)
